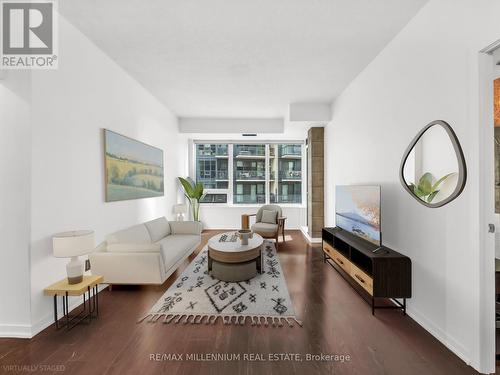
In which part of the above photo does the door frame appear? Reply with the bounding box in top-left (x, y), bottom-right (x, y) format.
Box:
top-left (477, 42), bottom-right (498, 374)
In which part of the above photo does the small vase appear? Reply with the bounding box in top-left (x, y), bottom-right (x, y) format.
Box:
top-left (237, 229), bottom-right (253, 245)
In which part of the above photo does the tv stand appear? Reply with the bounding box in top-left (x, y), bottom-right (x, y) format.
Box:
top-left (372, 247), bottom-right (386, 254)
top-left (322, 227), bottom-right (411, 315)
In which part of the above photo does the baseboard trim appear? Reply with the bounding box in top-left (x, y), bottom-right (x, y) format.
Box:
top-left (300, 226), bottom-right (322, 244)
top-left (30, 284), bottom-right (108, 338)
top-left (406, 304), bottom-right (471, 368)
top-left (0, 324), bottom-right (32, 338)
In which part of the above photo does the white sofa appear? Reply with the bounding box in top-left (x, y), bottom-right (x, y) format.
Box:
top-left (89, 217), bottom-right (202, 285)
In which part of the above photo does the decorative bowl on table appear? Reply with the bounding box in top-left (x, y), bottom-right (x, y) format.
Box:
top-left (237, 229), bottom-right (253, 245)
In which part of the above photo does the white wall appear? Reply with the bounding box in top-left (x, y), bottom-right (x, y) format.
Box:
top-left (180, 122), bottom-right (313, 229)
top-left (289, 102), bottom-right (331, 122)
top-left (324, 0), bottom-right (500, 372)
top-left (28, 16), bottom-right (186, 335)
top-left (0, 71), bottom-right (32, 337)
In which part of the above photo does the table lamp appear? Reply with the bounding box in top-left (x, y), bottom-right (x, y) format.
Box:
top-left (53, 230), bottom-right (95, 284)
top-left (174, 204), bottom-right (187, 221)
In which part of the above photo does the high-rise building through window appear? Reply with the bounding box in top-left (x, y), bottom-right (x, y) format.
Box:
top-left (194, 142), bottom-right (302, 205)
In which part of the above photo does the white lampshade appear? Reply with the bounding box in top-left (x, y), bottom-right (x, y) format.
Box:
top-left (174, 204), bottom-right (187, 214)
top-left (53, 230), bottom-right (95, 258)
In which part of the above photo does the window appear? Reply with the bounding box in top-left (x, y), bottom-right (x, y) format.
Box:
top-left (195, 143), bottom-right (229, 203)
top-left (269, 144), bottom-right (302, 204)
top-left (233, 144), bottom-right (266, 204)
top-left (194, 142), bottom-right (303, 205)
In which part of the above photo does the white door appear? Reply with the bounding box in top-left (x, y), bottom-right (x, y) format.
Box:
top-left (476, 46), bottom-right (499, 374)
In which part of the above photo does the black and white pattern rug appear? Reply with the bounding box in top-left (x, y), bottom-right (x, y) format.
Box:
top-left (140, 240), bottom-right (302, 328)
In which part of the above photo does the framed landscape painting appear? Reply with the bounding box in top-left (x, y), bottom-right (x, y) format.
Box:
top-left (104, 129), bottom-right (164, 202)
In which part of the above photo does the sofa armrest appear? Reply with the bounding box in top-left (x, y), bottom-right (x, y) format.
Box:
top-left (169, 221), bottom-right (202, 235)
top-left (89, 251), bottom-right (166, 284)
top-left (94, 242), bottom-right (107, 253)
top-left (241, 213), bottom-right (258, 229)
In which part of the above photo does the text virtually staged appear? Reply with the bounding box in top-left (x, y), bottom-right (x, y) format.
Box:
top-left (2, 1), bottom-right (500, 375)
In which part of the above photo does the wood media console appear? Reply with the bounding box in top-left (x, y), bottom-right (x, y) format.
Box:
top-left (322, 227), bottom-right (411, 315)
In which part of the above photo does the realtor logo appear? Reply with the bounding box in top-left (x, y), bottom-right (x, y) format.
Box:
top-left (1, 0), bottom-right (58, 69)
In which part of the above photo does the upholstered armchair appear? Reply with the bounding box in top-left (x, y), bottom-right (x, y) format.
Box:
top-left (241, 204), bottom-right (286, 249)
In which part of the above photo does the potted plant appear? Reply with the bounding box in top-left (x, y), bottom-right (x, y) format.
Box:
top-left (408, 172), bottom-right (455, 203)
top-left (177, 177), bottom-right (205, 221)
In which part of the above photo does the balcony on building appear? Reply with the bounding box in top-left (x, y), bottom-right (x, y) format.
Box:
top-left (215, 171), bottom-right (228, 181)
top-left (235, 170), bottom-right (266, 181)
top-left (279, 170), bottom-right (302, 181)
top-left (234, 144), bottom-right (266, 158)
top-left (279, 144), bottom-right (302, 158)
top-left (215, 144), bottom-right (228, 157)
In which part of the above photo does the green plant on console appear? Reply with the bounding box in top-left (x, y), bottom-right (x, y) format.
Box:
top-left (408, 172), bottom-right (455, 203)
top-left (177, 177), bottom-right (205, 221)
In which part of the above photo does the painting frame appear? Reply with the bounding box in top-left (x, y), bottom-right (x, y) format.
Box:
top-left (103, 129), bottom-right (164, 202)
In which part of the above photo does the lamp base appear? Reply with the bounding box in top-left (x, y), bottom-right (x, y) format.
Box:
top-left (66, 256), bottom-right (84, 285)
top-left (67, 275), bottom-right (83, 284)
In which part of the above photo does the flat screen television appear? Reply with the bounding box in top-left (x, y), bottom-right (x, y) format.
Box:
top-left (335, 185), bottom-right (381, 246)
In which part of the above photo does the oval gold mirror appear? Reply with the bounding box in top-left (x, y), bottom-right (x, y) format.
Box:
top-left (400, 120), bottom-right (467, 208)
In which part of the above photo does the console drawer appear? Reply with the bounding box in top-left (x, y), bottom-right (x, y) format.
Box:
top-left (322, 242), bottom-right (335, 258)
top-left (350, 264), bottom-right (373, 295)
top-left (331, 249), bottom-right (351, 274)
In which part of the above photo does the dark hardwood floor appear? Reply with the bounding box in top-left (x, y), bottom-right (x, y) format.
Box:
top-left (0, 230), bottom-right (478, 375)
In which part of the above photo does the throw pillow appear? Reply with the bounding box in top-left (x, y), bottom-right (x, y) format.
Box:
top-left (261, 209), bottom-right (278, 224)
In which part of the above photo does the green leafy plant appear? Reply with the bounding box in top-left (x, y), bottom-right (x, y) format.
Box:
top-left (177, 177), bottom-right (205, 221)
top-left (408, 172), bottom-right (456, 203)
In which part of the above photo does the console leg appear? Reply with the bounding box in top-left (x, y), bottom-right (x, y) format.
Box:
top-left (65, 292), bottom-right (69, 330)
top-left (96, 286), bottom-right (99, 315)
top-left (371, 297), bottom-right (375, 316)
top-left (53, 295), bottom-right (58, 329)
top-left (403, 298), bottom-right (406, 316)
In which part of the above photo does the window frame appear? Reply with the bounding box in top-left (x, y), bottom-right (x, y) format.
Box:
top-left (190, 140), bottom-right (306, 207)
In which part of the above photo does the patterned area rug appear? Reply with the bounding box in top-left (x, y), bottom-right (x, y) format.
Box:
top-left (139, 240), bottom-right (302, 327)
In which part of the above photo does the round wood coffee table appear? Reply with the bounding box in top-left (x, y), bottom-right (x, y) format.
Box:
top-left (207, 232), bottom-right (264, 282)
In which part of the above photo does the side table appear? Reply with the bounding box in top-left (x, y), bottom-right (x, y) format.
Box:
top-left (44, 275), bottom-right (103, 330)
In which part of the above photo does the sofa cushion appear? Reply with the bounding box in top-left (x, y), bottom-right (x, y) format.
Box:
top-left (157, 234), bottom-right (200, 268)
top-left (252, 222), bottom-right (278, 235)
top-left (169, 221), bottom-right (202, 235)
top-left (106, 224), bottom-right (151, 245)
top-left (261, 209), bottom-right (277, 224)
top-left (144, 217), bottom-right (171, 242)
top-left (107, 243), bottom-right (161, 253)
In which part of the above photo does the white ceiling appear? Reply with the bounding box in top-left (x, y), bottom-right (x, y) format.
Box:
top-left (60, 0), bottom-right (428, 118)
